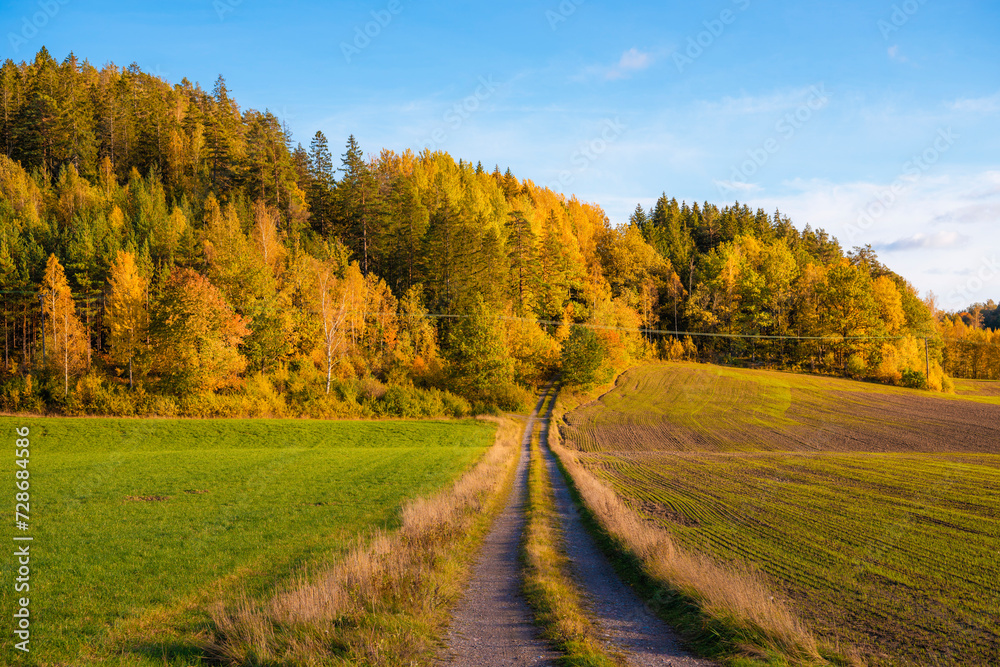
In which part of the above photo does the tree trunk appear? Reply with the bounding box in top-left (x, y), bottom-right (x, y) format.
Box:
top-left (63, 307), bottom-right (69, 396)
top-left (85, 297), bottom-right (92, 369)
top-left (39, 296), bottom-right (46, 366)
top-left (326, 351), bottom-right (333, 394)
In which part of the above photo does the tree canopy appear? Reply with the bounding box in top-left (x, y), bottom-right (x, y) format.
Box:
top-left (0, 50), bottom-right (977, 415)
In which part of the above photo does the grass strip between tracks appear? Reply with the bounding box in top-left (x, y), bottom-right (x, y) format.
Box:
top-left (522, 389), bottom-right (624, 667)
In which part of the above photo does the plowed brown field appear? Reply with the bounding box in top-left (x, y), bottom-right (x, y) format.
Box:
top-left (561, 363), bottom-right (1000, 666)
top-left (563, 363), bottom-right (1000, 453)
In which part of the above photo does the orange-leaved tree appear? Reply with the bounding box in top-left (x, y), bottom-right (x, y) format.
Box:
top-left (150, 268), bottom-right (249, 393)
top-left (302, 258), bottom-right (351, 394)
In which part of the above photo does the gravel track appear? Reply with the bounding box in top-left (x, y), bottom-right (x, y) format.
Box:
top-left (442, 383), bottom-right (714, 666)
top-left (440, 387), bottom-right (559, 667)
top-left (538, 394), bottom-right (717, 667)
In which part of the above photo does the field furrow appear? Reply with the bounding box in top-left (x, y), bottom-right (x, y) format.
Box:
top-left (561, 363), bottom-right (1000, 666)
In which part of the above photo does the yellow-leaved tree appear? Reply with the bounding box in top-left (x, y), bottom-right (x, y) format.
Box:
top-left (252, 200), bottom-right (286, 277)
top-left (309, 258), bottom-right (350, 394)
top-left (39, 255), bottom-right (88, 395)
top-left (105, 251), bottom-right (148, 388)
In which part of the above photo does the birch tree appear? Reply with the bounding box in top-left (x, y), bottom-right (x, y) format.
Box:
top-left (311, 259), bottom-right (350, 394)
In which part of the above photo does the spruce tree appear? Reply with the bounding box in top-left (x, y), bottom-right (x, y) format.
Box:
top-left (307, 130), bottom-right (334, 235)
top-left (336, 135), bottom-right (380, 274)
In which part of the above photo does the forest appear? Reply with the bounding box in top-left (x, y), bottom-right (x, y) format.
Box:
top-left (0, 48), bottom-right (995, 416)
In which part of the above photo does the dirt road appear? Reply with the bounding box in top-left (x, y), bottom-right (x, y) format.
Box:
top-left (442, 383), bottom-right (714, 666)
top-left (537, 394), bottom-right (716, 667)
top-left (440, 386), bottom-right (559, 666)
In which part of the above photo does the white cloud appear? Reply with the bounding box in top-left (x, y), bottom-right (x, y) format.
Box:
top-left (931, 201), bottom-right (1000, 225)
top-left (616, 48), bottom-right (651, 73)
top-left (577, 48), bottom-right (655, 81)
top-left (948, 92), bottom-right (1000, 114)
top-left (887, 45), bottom-right (909, 63)
top-left (875, 231), bottom-right (970, 252)
top-left (738, 171), bottom-right (1000, 302)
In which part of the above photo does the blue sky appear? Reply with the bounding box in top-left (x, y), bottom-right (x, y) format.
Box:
top-left (3, 0), bottom-right (999, 308)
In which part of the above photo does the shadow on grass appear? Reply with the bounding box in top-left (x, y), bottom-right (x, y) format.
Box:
top-left (126, 639), bottom-right (211, 665)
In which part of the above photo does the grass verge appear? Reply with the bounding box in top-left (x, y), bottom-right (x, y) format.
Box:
top-left (549, 385), bottom-right (861, 667)
top-left (0, 416), bottom-right (494, 666)
top-left (204, 415), bottom-right (523, 666)
top-left (522, 390), bottom-right (622, 667)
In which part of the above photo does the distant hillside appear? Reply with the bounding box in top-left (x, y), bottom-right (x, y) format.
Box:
top-left (0, 48), bottom-right (978, 415)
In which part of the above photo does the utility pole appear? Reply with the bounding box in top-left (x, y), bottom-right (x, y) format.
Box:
top-left (924, 337), bottom-right (930, 387)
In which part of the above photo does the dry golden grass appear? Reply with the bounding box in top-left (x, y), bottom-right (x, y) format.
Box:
top-left (548, 384), bottom-right (863, 667)
top-left (204, 415), bottom-right (523, 666)
top-left (522, 404), bottom-right (622, 667)
top-left (552, 440), bottom-right (832, 664)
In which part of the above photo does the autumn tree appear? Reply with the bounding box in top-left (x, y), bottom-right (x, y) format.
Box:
top-left (299, 258), bottom-right (351, 394)
top-left (360, 272), bottom-right (399, 376)
top-left (505, 210), bottom-right (537, 314)
top-left (872, 275), bottom-right (906, 335)
top-left (395, 285), bottom-right (440, 379)
top-left (105, 250), bottom-right (148, 388)
top-left (665, 269), bottom-right (686, 331)
top-left (150, 268), bottom-right (249, 393)
top-left (252, 200), bottom-right (286, 277)
top-left (39, 254), bottom-right (88, 395)
top-left (596, 224), bottom-right (670, 302)
top-left (202, 194), bottom-right (273, 307)
top-left (819, 261), bottom-right (881, 370)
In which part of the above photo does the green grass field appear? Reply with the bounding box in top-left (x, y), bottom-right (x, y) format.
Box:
top-left (563, 363), bottom-right (1000, 666)
top-left (0, 417), bottom-right (495, 666)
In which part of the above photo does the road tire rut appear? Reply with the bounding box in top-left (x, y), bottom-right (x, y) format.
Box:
top-left (440, 387), bottom-right (559, 666)
top-left (538, 392), bottom-right (717, 667)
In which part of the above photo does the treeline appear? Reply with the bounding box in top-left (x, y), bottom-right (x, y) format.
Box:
top-left (628, 198), bottom-right (948, 389)
top-left (0, 50), bottom-right (958, 416)
top-left (939, 302), bottom-right (1000, 380)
